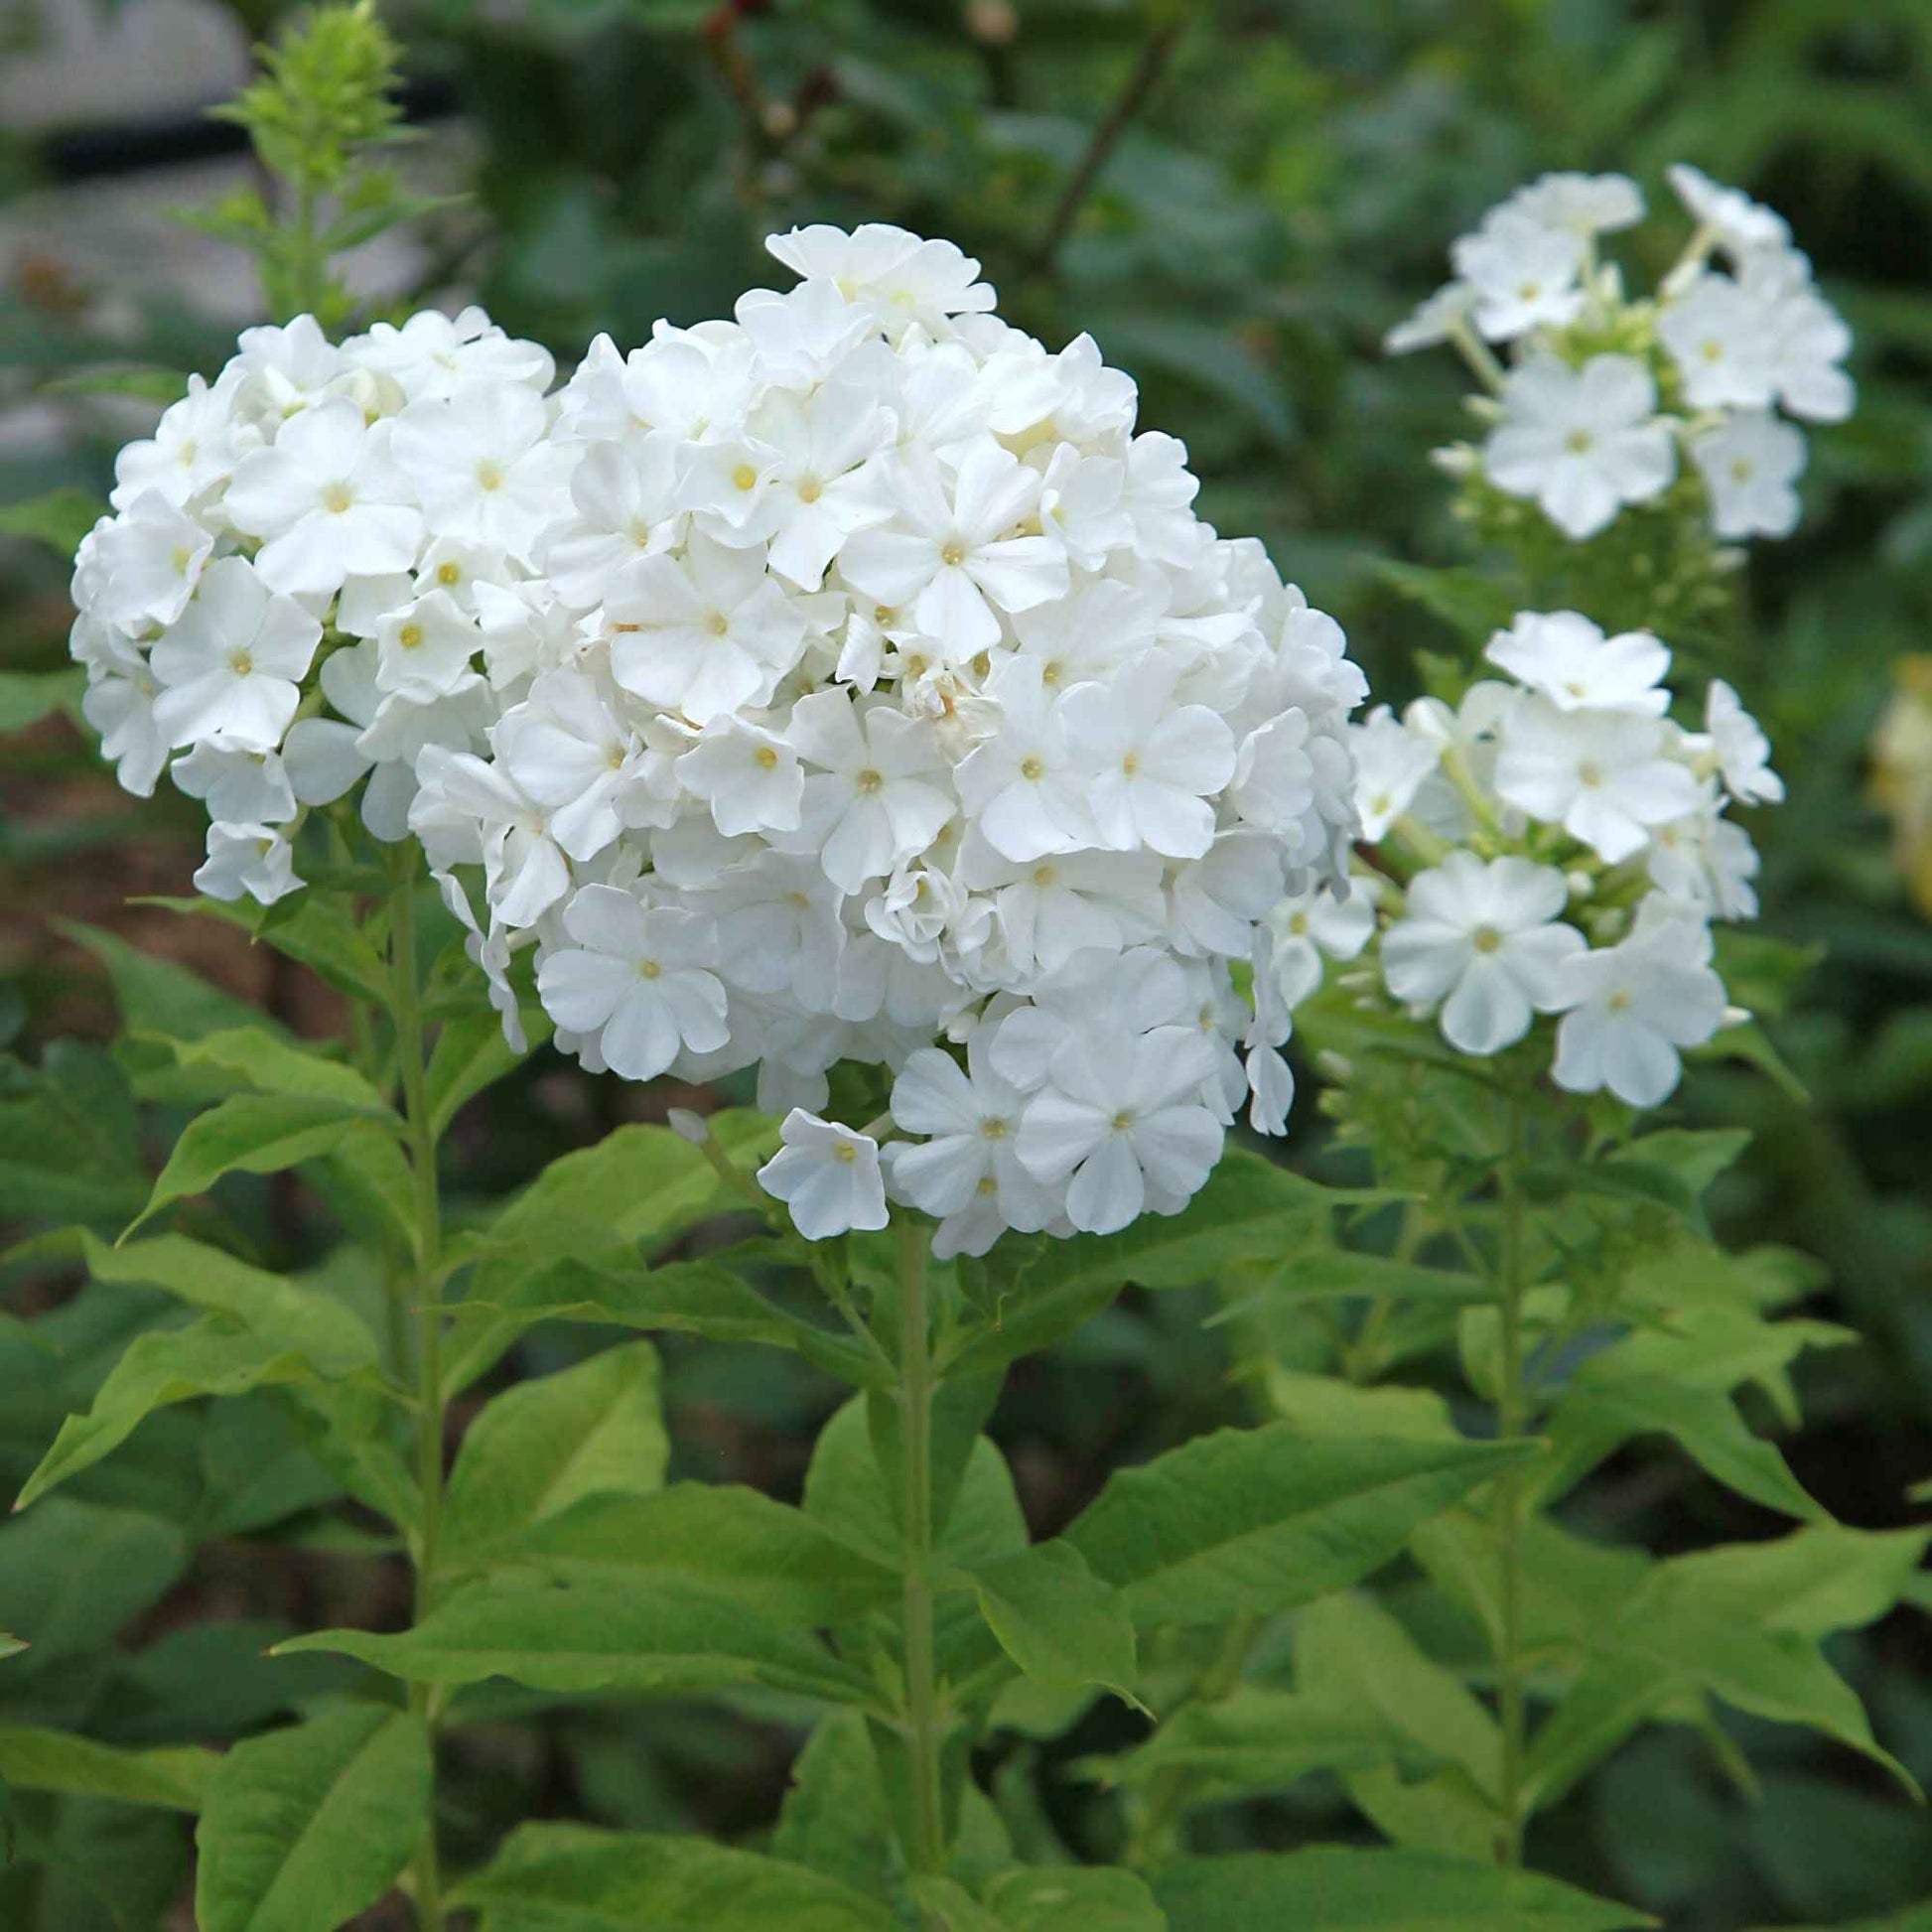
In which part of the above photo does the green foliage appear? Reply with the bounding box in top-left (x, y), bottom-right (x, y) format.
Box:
top-left (194, 1705), bottom-right (432, 1932)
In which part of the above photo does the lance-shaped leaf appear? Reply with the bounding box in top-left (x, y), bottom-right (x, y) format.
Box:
top-left (1154, 1848), bottom-right (1654, 1931)
top-left (772, 1713), bottom-right (896, 1904)
top-left (939, 1151), bottom-right (1373, 1376)
top-left (496, 1484), bottom-right (900, 1626)
top-left (441, 1340), bottom-right (667, 1562)
top-left (18, 1319), bottom-right (331, 1508)
top-left (1062, 1424), bottom-right (1537, 1629)
top-left (450, 1823), bottom-right (897, 1930)
top-left (149, 1028), bottom-right (393, 1114)
top-left (129, 1092), bottom-right (393, 1235)
top-left (948, 1542), bottom-right (1137, 1703)
top-left (425, 1005), bottom-right (549, 1139)
top-left (79, 1233), bottom-right (379, 1377)
top-left (0, 1725), bottom-right (216, 1812)
top-left (195, 1704), bottom-right (431, 1932)
top-left (1089, 1687), bottom-right (1411, 1804)
top-left (275, 1574), bottom-right (875, 1705)
top-left (443, 1254), bottom-right (884, 1397)
top-left (911, 1867), bottom-right (1168, 1932)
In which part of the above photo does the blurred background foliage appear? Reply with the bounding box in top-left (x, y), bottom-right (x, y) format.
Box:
top-left (1, 1), bottom-right (1930, 1927)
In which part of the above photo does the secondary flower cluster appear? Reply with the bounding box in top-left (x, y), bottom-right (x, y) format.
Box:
top-left (415, 226), bottom-right (1361, 1248)
top-left (68, 224), bottom-right (1364, 1249)
top-left (1272, 609), bottom-right (1778, 1107)
top-left (69, 307), bottom-right (564, 902)
top-left (1388, 166), bottom-right (1852, 543)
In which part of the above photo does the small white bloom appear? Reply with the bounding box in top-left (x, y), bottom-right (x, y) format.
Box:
top-left (1552, 900), bottom-right (1728, 1106)
top-left (1483, 353), bottom-right (1676, 540)
top-left (90, 493), bottom-right (214, 628)
top-left (1350, 704), bottom-right (1441, 841)
top-left (1667, 163), bottom-right (1791, 257)
top-left (675, 715), bottom-right (804, 837)
top-left (1485, 610), bottom-right (1670, 716)
top-left (1382, 853), bottom-right (1585, 1055)
top-left (1494, 699), bottom-right (1703, 864)
top-left (1657, 274), bottom-right (1776, 411)
top-left (195, 821), bottom-right (301, 904)
top-left (1384, 283), bottom-right (1477, 356)
top-left (1268, 878), bottom-right (1375, 1010)
top-left (1451, 207), bottom-right (1587, 342)
top-left (1508, 172), bottom-right (1645, 239)
top-left (537, 886), bottom-right (730, 1081)
top-left (786, 690), bottom-right (954, 892)
top-left (1703, 678), bottom-right (1784, 804)
top-left (1689, 410), bottom-right (1805, 540)
top-left (149, 557), bottom-right (321, 752)
top-left (225, 399), bottom-right (425, 596)
top-left (757, 1108), bottom-right (890, 1240)
top-left (1015, 1031), bottom-right (1224, 1236)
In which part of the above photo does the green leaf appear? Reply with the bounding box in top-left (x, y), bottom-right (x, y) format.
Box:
top-left (442, 1341), bottom-right (668, 1560)
top-left (1063, 1424), bottom-right (1537, 1629)
top-left (78, 1233), bottom-right (379, 1377)
top-left (980, 1867), bottom-right (1167, 1932)
top-left (444, 1255), bottom-right (884, 1396)
top-left (1154, 1848), bottom-right (1653, 1930)
top-left (59, 917), bottom-right (269, 1039)
top-left (450, 1823), bottom-right (897, 1930)
top-left (16, 1317), bottom-right (328, 1508)
top-left (956, 1542), bottom-right (1137, 1702)
top-left (1296, 1593), bottom-right (1501, 1802)
top-left (1092, 1688), bottom-right (1408, 1802)
top-left (0, 1727), bottom-right (215, 1813)
top-left (150, 1029), bottom-right (392, 1114)
top-left (130, 1093), bottom-right (386, 1234)
top-left (942, 1153), bottom-right (1360, 1376)
top-left (913, 1866), bottom-right (1169, 1932)
top-left (39, 365), bottom-right (189, 404)
top-left (194, 1705), bottom-right (431, 1932)
top-left (0, 1499), bottom-right (186, 1665)
top-left (425, 1006), bottom-right (546, 1139)
top-left (1371, 560), bottom-right (1521, 645)
top-left (0, 486), bottom-right (103, 554)
top-left (1546, 1374), bottom-right (1825, 1521)
top-left (0, 668), bottom-right (84, 735)
top-left (496, 1484), bottom-right (900, 1625)
top-left (772, 1712), bottom-right (897, 1904)
top-left (0, 1040), bottom-right (149, 1224)
top-left (276, 1574), bottom-right (875, 1705)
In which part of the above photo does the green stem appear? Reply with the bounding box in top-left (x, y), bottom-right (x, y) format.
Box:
top-left (1492, 1092), bottom-right (1530, 1866)
top-left (386, 854), bottom-right (446, 1932)
top-left (1125, 1612), bottom-right (1256, 1867)
top-left (895, 1215), bottom-right (945, 1881)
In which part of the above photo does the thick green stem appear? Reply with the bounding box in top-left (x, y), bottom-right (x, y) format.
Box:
top-left (895, 1215), bottom-right (945, 1881)
top-left (387, 857), bottom-right (446, 1932)
top-left (1491, 1093), bottom-right (1530, 1866)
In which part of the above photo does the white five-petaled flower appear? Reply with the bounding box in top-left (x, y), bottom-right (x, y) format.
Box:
top-left (1484, 611), bottom-right (1670, 716)
top-left (886, 1037), bottom-right (1056, 1257)
top-left (1690, 410), bottom-right (1805, 539)
top-left (224, 398), bottom-right (426, 595)
top-left (839, 439), bottom-right (1068, 660)
top-left (1482, 353), bottom-right (1676, 541)
top-left (536, 886), bottom-right (730, 1082)
top-left (785, 691), bottom-right (955, 892)
top-left (1382, 853), bottom-right (1586, 1056)
top-left (1494, 698), bottom-right (1703, 864)
top-left (1451, 207), bottom-right (1586, 343)
top-left (756, 1109), bottom-right (890, 1241)
top-left (1552, 898), bottom-right (1729, 1106)
top-left (149, 557), bottom-right (321, 753)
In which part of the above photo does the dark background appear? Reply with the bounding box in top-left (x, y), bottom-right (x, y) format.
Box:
top-left (1, 2), bottom-right (1929, 1926)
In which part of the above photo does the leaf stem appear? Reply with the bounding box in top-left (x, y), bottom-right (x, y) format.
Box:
top-left (895, 1213), bottom-right (946, 1882)
top-left (1026, 18), bottom-right (1184, 276)
top-left (1492, 1090), bottom-right (1530, 1866)
top-left (386, 849), bottom-right (445, 1932)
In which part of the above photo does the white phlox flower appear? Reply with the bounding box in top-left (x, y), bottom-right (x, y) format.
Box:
top-left (1389, 165), bottom-right (1848, 549)
top-left (1290, 606), bottom-right (1778, 1109)
top-left (74, 230), bottom-right (1364, 1254)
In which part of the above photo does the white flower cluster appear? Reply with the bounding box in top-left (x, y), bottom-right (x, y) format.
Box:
top-left (429, 226), bottom-right (1361, 1250)
top-left (69, 225), bottom-right (1363, 1252)
top-left (1388, 166), bottom-right (1852, 542)
top-left (1273, 610), bottom-right (1781, 1108)
top-left (68, 307), bottom-right (564, 904)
